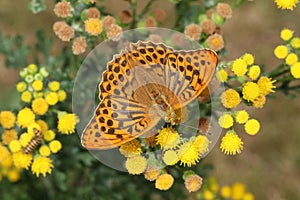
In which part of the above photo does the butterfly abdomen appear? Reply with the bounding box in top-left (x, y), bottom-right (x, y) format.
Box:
top-left (23, 128), bottom-right (43, 154)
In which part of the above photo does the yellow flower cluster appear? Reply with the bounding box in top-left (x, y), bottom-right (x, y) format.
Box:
top-left (274, 28), bottom-right (300, 79)
top-left (274, 0), bottom-right (299, 10)
top-left (197, 178), bottom-right (254, 200)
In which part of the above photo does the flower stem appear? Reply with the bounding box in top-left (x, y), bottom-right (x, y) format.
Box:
top-left (137, 0), bottom-right (157, 20)
top-left (129, 0), bottom-right (138, 29)
top-left (232, 0), bottom-right (247, 9)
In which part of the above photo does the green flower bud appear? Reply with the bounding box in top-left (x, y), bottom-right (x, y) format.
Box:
top-left (211, 12), bottom-right (225, 26)
top-left (19, 68), bottom-right (28, 78)
top-left (34, 73), bottom-right (44, 81)
top-left (40, 67), bottom-right (49, 78)
top-left (198, 14), bottom-right (208, 24)
top-left (25, 74), bottom-right (34, 83)
top-left (182, 170), bottom-right (196, 181)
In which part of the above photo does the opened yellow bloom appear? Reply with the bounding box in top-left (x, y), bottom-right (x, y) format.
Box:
top-left (45, 92), bottom-right (59, 106)
top-left (274, 0), bottom-right (299, 10)
top-left (19, 132), bottom-right (34, 147)
top-left (242, 53), bottom-right (254, 66)
top-left (17, 108), bottom-right (35, 128)
top-left (220, 131), bottom-right (243, 155)
top-left (235, 110), bottom-right (249, 124)
top-left (221, 89), bottom-right (241, 109)
top-left (31, 156), bottom-right (53, 177)
top-left (27, 64), bottom-right (38, 74)
top-left (247, 65), bottom-right (261, 80)
top-left (32, 80), bottom-right (43, 91)
top-left (12, 151), bottom-right (32, 169)
top-left (21, 91), bottom-right (32, 103)
top-left (49, 140), bottom-right (62, 153)
top-left (32, 98), bottom-right (49, 115)
top-left (16, 82), bottom-right (27, 92)
top-left (178, 141), bottom-right (200, 167)
top-left (242, 82), bottom-right (260, 102)
top-left (156, 127), bottom-right (180, 149)
top-left (57, 90), bottom-right (67, 101)
top-left (125, 155), bottom-right (147, 175)
top-left (43, 130), bottom-right (56, 141)
top-left (231, 58), bottom-right (248, 76)
top-left (48, 81), bottom-right (60, 92)
top-left (285, 53), bottom-right (298, 65)
top-left (0, 145), bottom-right (10, 162)
top-left (243, 192), bottom-right (255, 200)
top-left (281, 28), bottom-right (293, 41)
top-left (232, 182), bottom-right (246, 199)
top-left (244, 119), bottom-right (260, 135)
top-left (218, 113), bottom-right (234, 129)
top-left (119, 139), bottom-right (142, 157)
top-left (0, 111), bottom-right (16, 129)
top-left (155, 174), bottom-right (174, 190)
top-left (220, 186), bottom-right (232, 198)
top-left (9, 140), bottom-right (21, 153)
top-left (216, 69), bottom-right (228, 82)
top-left (252, 95), bottom-right (266, 109)
top-left (291, 37), bottom-right (300, 48)
top-left (291, 62), bottom-right (300, 78)
top-left (257, 76), bottom-right (276, 95)
top-left (58, 113), bottom-right (79, 134)
top-left (274, 45), bottom-right (288, 59)
top-left (2, 129), bottom-right (18, 145)
top-left (85, 18), bottom-right (103, 36)
top-left (39, 145), bottom-right (51, 157)
top-left (203, 190), bottom-right (214, 199)
top-left (192, 135), bottom-right (210, 155)
top-left (36, 119), bottom-right (49, 134)
top-left (163, 150), bottom-right (179, 166)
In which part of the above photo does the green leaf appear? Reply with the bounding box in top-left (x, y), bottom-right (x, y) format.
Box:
top-left (28, 0), bottom-right (47, 14)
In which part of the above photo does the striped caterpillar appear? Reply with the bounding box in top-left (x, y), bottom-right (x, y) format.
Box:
top-left (23, 128), bottom-right (43, 154)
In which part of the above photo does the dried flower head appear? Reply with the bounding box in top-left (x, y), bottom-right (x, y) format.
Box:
top-left (106, 24), bottom-right (122, 41)
top-left (184, 174), bottom-right (203, 192)
top-left (102, 15), bottom-right (116, 29)
top-left (184, 24), bottom-right (202, 41)
top-left (53, 1), bottom-right (72, 18)
top-left (154, 9), bottom-right (166, 23)
top-left (206, 8), bottom-right (214, 18)
top-left (198, 117), bottom-right (210, 134)
top-left (87, 7), bottom-right (101, 19)
top-left (207, 34), bottom-right (224, 51)
top-left (53, 21), bottom-right (67, 35)
top-left (54, 22), bottom-right (74, 42)
top-left (72, 37), bottom-right (87, 55)
top-left (216, 3), bottom-right (232, 19)
top-left (118, 10), bottom-right (132, 24)
top-left (144, 165), bottom-right (161, 181)
top-left (148, 34), bottom-right (163, 43)
top-left (201, 19), bottom-right (216, 35)
top-left (145, 17), bottom-right (157, 28)
top-left (171, 33), bottom-right (185, 46)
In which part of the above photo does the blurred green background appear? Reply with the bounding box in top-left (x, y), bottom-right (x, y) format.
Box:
top-left (1, 0), bottom-right (300, 199)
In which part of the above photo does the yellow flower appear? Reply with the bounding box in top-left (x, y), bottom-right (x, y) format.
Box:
top-left (48, 81), bottom-right (60, 92)
top-left (218, 113), bottom-right (234, 129)
top-left (19, 132), bottom-right (34, 147)
top-left (125, 155), bottom-right (147, 175)
top-left (221, 89), bottom-right (241, 109)
top-left (58, 113), bottom-right (79, 134)
top-left (257, 76), bottom-right (276, 95)
top-left (235, 110), bottom-right (249, 124)
top-left (252, 95), bottom-right (266, 109)
top-left (12, 151), bottom-right (32, 169)
top-left (31, 156), bottom-right (54, 177)
top-left (57, 90), bottom-right (67, 101)
top-left (43, 130), bottom-right (56, 141)
top-left (242, 53), bottom-right (254, 66)
top-left (17, 108), bottom-right (35, 128)
top-left (9, 140), bottom-right (21, 153)
top-left (31, 80), bottom-right (43, 91)
top-left (274, 45), bottom-right (288, 59)
top-left (178, 141), bottom-right (200, 167)
top-left (32, 98), bottom-right (49, 115)
top-left (27, 64), bottom-right (38, 74)
top-left (281, 28), bottom-right (294, 41)
top-left (16, 81), bottom-right (27, 92)
top-left (216, 69), bottom-right (228, 82)
top-left (184, 174), bottom-right (203, 192)
top-left (220, 186), bottom-right (232, 198)
top-left (119, 139), bottom-right (142, 157)
top-left (155, 174), bottom-right (174, 190)
top-left (39, 145), bottom-right (51, 156)
top-left (274, 0), bottom-right (299, 10)
top-left (291, 37), bottom-right (300, 49)
top-left (21, 91), bottom-right (32, 103)
top-left (1, 154), bottom-right (13, 168)
top-left (49, 140), bottom-right (62, 153)
top-left (242, 82), bottom-right (260, 102)
top-left (243, 192), bottom-right (255, 200)
top-left (156, 127), bottom-right (180, 149)
top-left (0, 111), bottom-right (16, 129)
top-left (232, 182), bottom-right (246, 199)
top-left (244, 119), bottom-right (260, 135)
top-left (163, 150), bottom-right (179, 166)
top-left (27, 122), bottom-right (41, 136)
top-left (203, 190), bottom-right (214, 199)
top-left (231, 58), bottom-right (248, 76)
top-left (220, 131), bottom-right (243, 155)
top-left (85, 18), bottom-right (103, 36)
top-left (291, 62), bottom-right (300, 78)
top-left (247, 65), bottom-right (261, 80)
top-left (192, 135), bottom-right (210, 155)
top-left (285, 53), bottom-right (298, 65)
top-left (2, 129), bottom-right (18, 145)
top-left (0, 145), bottom-right (10, 163)
top-left (144, 165), bottom-right (161, 181)
top-left (7, 168), bottom-right (20, 182)
top-left (45, 92), bottom-right (59, 106)
top-left (36, 119), bottom-right (49, 134)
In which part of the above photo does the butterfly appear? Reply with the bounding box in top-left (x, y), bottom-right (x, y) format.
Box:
top-left (81, 41), bottom-right (218, 150)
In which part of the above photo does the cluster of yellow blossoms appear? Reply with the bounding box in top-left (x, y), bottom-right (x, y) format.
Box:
top-left (196, 178), bottom-right (254, 200)
top-left (52, 0), bottom-right (123, 55)
top-left (0, 64), bottom-right (79, 182)
top-left (274, 28), bottom-right (300, 79)
top-left (118, 127), bottom-right (210, 192)
top-left (216, 53), bottom-right (276, 155)
top-left (274, 0), bottom-right (299, 10)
